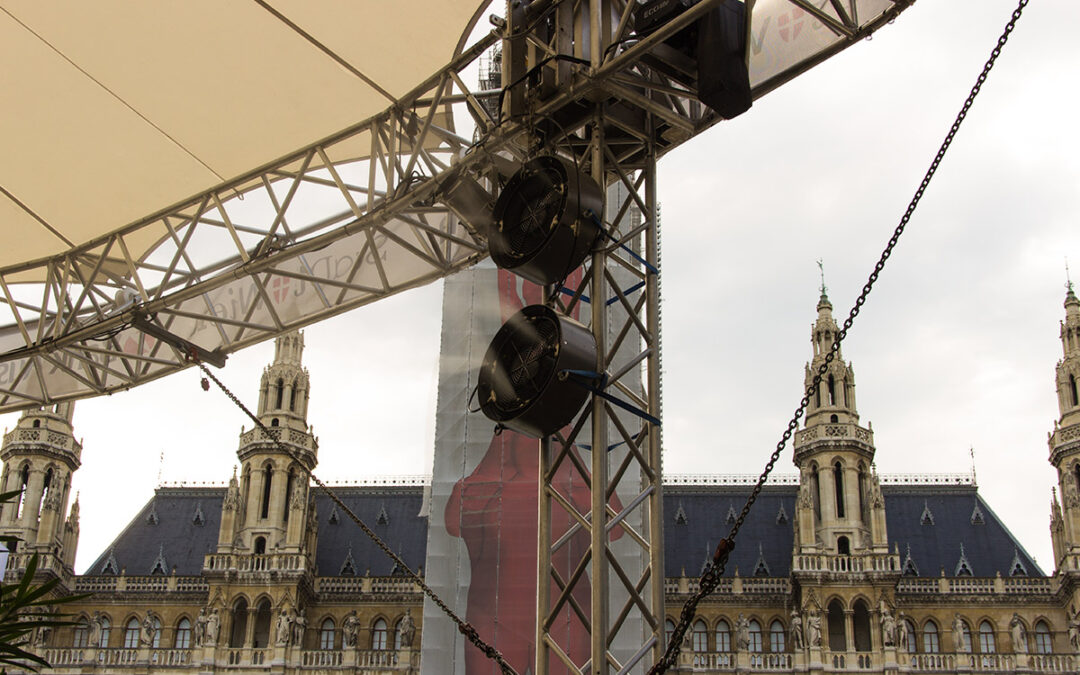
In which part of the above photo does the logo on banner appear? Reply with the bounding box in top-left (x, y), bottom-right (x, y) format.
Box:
top-left (271, 277), bottom-right (292, 304)
top-left (778, 7), bottom-right (806, 42)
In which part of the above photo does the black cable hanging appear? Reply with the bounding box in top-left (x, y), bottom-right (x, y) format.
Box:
top-left (648, 1), bottom-right (1031, 672)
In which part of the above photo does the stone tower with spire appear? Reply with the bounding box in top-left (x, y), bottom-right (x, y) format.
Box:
top-left (215, 332), bottom-right (318, 557)
top-left (1048, 284), bottom-right (1080, 572)
top-left (792, 289), bottom-right (889, 559)
top-left (0, 403), bottom-right (82, 581)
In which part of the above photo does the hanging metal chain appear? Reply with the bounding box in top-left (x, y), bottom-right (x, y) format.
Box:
top-left (194, 362), bottom-right (520, 675)
top-left (649, 1), bottom-right (1029, 672)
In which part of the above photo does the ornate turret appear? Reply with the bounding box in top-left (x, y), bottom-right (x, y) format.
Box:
top-left (793, 285), bottom-right (887, 558)
top-left (215, 332), bottom-right (318, 557)
top-left (1048, 282), bottom-right (1080, 571)
top-left (0, 403), bottom-right (82, 581)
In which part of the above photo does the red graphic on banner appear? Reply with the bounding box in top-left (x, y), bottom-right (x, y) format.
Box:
top-left (445, 269), bottom-right (623, 674)
top-left (121, 334), bottom-right (156, 356)
top-left (778, 8), bottom-right (805, 42)
top-left (271, 277), bottom-right (291, 304)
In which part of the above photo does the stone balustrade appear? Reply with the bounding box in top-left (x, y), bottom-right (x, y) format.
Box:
top-left (203, 552), bottom-right (309, 575)
top-left (896, 575), bottom-right (1055, 596)
top-left (791, 552), bottom-right (900, 575)
top-left (664, 576), bottom-right (790, 597)
top-left (4, 551), bottom-right (72, 585)
top-left (2, 427), bottom-right (82, 455)
top-left (314, 575), bottom-right (421, 598)
top-left (238, 426), bottom-right (317, 454)
top-left (73, 574), bottom-right (208, 594)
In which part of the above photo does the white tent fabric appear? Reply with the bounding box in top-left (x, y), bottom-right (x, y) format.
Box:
top-left (0, 0), bottom-right (483, 270)
top-left (0, 0), bottom-right (915, 411)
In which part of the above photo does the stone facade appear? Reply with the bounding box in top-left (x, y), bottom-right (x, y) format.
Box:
top-left (4, 292), bottom-right (1080, 674)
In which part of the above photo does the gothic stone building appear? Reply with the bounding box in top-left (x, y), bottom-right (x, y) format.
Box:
top-left (4, 291), bottom-right (1080, 674)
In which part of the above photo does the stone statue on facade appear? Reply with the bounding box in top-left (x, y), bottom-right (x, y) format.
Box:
top-left (342, 610), bottom-right (359, 648)
top-left (89, 611), bottom-right (104, 647)
top-left (205, 609), bottom-right (220, 646)
top-left (292, 608), bottom-right (307, 648)
top-left (951, 614), bottom-right (967, 653)
top-left (896, 612), bottom-right (910, 653)
top-left (275, 608), bottom-right (293, 646)
top-left (1070, 609), bottom-right (1080, 653)
top-left (194, 608), bottom-right (207, 647)
top-left (879, 601), bottom-right (896, 647)
top-left (1010, 613), bottom-right (1027, 654)
top-left (790, 609), bottom-right (805, 650)
top-left (807, 610), bottom-right (822, 648)
top-left (734, 614), bottom-right (750, 652)
top-left (399, 609), bottom-right (416, 648)
top-left (140, 610), bottom-right (158, 646)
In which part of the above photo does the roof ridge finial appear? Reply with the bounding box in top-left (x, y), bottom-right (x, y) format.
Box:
top-left (816, 258), bottom-right (828, 298)
top-left (969, 446), bottom-right (977, 487)
top-left (1067, 257), bottom-right (1074, 295)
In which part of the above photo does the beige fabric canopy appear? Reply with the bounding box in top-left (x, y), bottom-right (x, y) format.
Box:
top-left (0, 0), bottom-right (483, 271)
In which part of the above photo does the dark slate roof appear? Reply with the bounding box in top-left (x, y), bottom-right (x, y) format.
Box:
top-left (663, 486), bottom-right (797, 578)
top-left (883, 485), bottom-right (1044, 578)
top-left (312, 487), bottom-right (427, 576)
top-left (86, 488), bottom-right (224, 576)
top-left (84, 482), bottom-right (1042, 580)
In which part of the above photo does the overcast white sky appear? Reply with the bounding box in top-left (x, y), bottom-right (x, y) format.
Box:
top-left (2, 0), bottom-right (1077, 575)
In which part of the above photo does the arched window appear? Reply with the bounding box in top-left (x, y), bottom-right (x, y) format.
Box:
top-left (99, 617), bottom-right (111, 648)
top-left (837, 536), bottom-right (850, 555)
top-left (978, 621), bottom-right (996, 654)
top-left (253, 536), bottom-right (266, 555)
top-left (903, 620), bottom-right (917, 654)
top-left (748, 620), bottom-right (763, 653)
top-left (827, 374), bottom-right (836, 405)
top-left (372, 619), bottom-right (388, 650)
top-left (769, 620), bottom-right (786, 653)
top-left (664, 619), bottom-right (675, 648)
top-left (253, 599), bottom-right (272, 648)
top-left (834, 462), bottom-right (845, 518)
top-left (1034, 621), bottom-right (1052, 654)
top-left (691, 619), bottom-right (707, 653)
top-left (275, 378), bottom-right (284, 409)
top-left (1071, 374), bottom-right (1078, 407)
top-left (830, 413), bottom-right (839, 423)
top-left (319, 618), bottom-right (335, 650)
top-left (242, 467), bottom-right (251, 510)
top-left (827, 601), bottom-right (846, 652)
top-left (290, 380), bottom-right (298, 411)
top-left (123, 618), bottom-right (140, 649)
top-left (857, 465), bottom-right (868, 524)
top-left (175, 618), bottom-right (192, 649)
top-left (38, 468), bottom-right (52, 517)
top-left (810, 464), bottom-right (821, 521)
top-left (283, 468), bottom-right (295, 523)
top-left (32, 419), bottom-right (40, 428)
top-left (72, 617), bottom-right (89, 648)
top-left (1074, 464), bottom-right (1080, 495)
top-left (230, 598), bottom-right (248, 648)
top-left (852, 600), bottom-right (872, 652)
top-left (15, 465), bottom-right (29, 519)
top-left (260, 464), bottom-right (273, 519)
top-left (923, 621), bottom-right (940, 653)
top-left (715, 620), bottom-right (731, 652)
top-left (270, 418), bottom-right (279, 427)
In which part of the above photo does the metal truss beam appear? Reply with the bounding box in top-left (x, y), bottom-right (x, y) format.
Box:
top-left (0, 0), bottom-right (913, 414)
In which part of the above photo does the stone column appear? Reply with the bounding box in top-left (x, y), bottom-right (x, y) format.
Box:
top-left (844, 610), bottom-right (855, 653)
top-left (20, 468), bottom-right (44, 532)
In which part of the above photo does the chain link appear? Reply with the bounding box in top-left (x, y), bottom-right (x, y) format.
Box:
top-left (195, 363), bottom-right (519, 675)
top-left (648, 1), bottom-right (1029, 671)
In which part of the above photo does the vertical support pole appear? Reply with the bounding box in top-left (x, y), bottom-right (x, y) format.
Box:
top-left (536, 420), bottom-right (553, 675)
top-left (644, 145), bottom-right (666, 669)
top-left (589, 111), bottom-right (609, 675)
